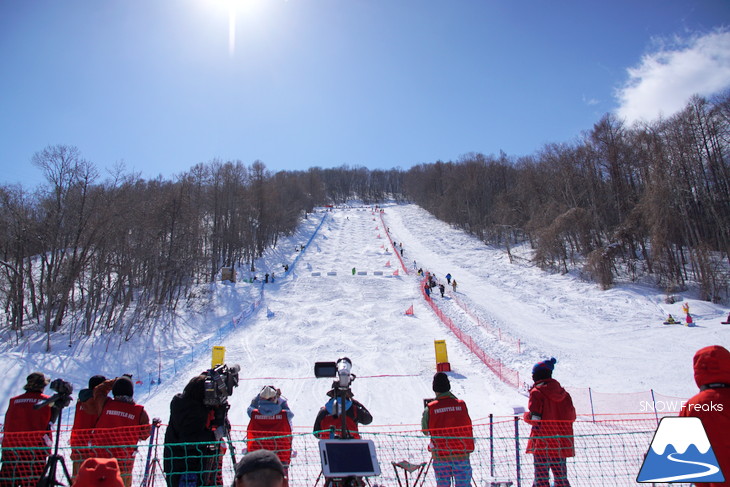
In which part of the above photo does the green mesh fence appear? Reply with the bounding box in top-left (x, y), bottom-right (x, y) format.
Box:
top-left (0, 416), bottom-right (693, 487)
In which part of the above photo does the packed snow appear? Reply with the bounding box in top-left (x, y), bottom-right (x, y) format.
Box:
top-left (1, 203), bottom-right (728, 484)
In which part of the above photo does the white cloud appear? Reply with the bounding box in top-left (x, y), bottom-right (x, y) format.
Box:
top-left (615, 29), bottom-right (730, 123)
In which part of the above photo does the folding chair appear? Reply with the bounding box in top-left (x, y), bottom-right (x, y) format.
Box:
top-left (392, 460), bottom-right (429, 487)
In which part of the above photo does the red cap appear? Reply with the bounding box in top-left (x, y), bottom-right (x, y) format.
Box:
top-left (72, 458), bottom-right (125, 487)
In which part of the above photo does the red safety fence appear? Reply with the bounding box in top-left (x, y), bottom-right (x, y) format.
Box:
top-left (0, 415), bottom-right (685, 487)
top-left (420, 280), bottom-right (521, 389)
top-left (450, 293), bottom-right (523, 354)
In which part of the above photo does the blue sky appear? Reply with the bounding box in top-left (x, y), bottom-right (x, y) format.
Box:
top-left (1, 0), bottom-right (729, 187)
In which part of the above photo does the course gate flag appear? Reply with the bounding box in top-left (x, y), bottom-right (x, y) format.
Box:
top-left (637, 417), bottom-right (724, 483)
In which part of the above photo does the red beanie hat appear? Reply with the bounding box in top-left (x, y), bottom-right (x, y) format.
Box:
top-left (72, 458), bottom-right (125, 487)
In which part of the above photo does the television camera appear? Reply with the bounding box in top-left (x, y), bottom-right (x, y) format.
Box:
top-left (314, 358), bottom-right (381, 486)
top-left (203, 363), bottom-right (240, 444)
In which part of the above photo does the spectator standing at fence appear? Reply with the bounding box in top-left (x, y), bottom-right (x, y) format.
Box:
top-left (523, 358), bottom-right (576, 487)
top-left (70, 374), bottom-right (107, 479)
top-left (0, 372), bottom-right (53, 486)
top-left (233, 449), bottom-right (286, 487)
top-left (247, 386), bottom-right (294, 487)
top-left (164, 374), bottom-right (225, 487)
top-left (679, 345), bottom-right (730, 487)
top-left (88, 375), bottom-right (151, 487)
top-left (421, 372), bottom-right (474, 487)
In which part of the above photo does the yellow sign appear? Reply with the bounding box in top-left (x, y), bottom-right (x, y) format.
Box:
top-left (211, 346), bottom-right (226, 368)
top-left (434, 340), bottom-right (449, 364)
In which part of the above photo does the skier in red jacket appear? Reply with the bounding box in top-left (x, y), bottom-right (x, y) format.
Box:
top-left (87, 375), bottom-right (151, 487)
top-left (421, 372), bottom-right (474, 487)
top-left (0, 372), bottom-right (53, 487)
top-left (679, 345), bottom-right (730, 487)
top-left (523, 358), bottom-right (576, 487)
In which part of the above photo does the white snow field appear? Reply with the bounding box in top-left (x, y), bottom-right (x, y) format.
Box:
top-left (1, 203), bottom-right (727, 486)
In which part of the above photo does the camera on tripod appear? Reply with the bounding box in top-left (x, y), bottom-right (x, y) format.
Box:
top-left (314, 357), bottom-right (354, 389)
top-left (34, 378), bottom-right (73, 411)
top-left (203, 363), bottom-right (241, 407)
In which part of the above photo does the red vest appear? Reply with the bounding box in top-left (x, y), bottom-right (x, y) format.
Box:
top-left (426, 396), bottom-right (474, 457)
top-left (70, 399), bottom-right (98, 447)
top-left (92, 400), bottom-right (146, 459)
top-left (2, 392), bottom-right (51, 447)
top-left (247, 409), bottom-right (293, 464)
top-left (317, 413), bottom-right (361, 439)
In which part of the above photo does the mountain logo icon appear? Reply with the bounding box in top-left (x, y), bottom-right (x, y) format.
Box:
top-left (637, 416), bottom-right (725, 483)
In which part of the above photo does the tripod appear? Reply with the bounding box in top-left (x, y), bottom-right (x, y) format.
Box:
top-left (37, 404), bottom-right (72, 487)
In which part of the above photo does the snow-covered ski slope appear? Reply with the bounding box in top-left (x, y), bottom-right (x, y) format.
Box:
top-left (2, 203), bottom-right (728, 426)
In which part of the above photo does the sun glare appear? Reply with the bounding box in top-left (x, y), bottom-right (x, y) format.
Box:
top-left (204, 0), bottom-right (267, 56)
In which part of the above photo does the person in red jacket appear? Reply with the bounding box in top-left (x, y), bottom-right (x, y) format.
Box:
top-left (69, 375), bottom-right (107, 480)
top-left (421, 372), bottom-right (474, 487)
top-left (246, 386), bottom-right (294, 486)
top-left (0, 372), bottom-right (53, 487)
top-left (679, 345), bottom-right (730, 487)
top-left (523, 358), bottom-right (576, 487)
top-left (87, 375), bottom-right (151, 487)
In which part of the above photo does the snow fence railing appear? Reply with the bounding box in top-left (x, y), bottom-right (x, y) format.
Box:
top-left (3, 415), bottom-right (669, 487)
top-left (143, 213), bottom-right (330, 393)
top-left (450, 292), bottom-right (523, 354)
top-left (420, 279), bottom-right (522, 389)
top-left (379, 210), bottom-right (409, 275)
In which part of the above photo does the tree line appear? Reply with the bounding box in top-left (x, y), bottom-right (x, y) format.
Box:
top-left (0, 155), bottom-right (326, 349)
top-left (1, 93), bottom-right (728, 348)
top-left (404, 94), bottom-right (730, 300)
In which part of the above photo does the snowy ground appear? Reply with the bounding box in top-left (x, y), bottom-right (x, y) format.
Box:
top-left (1, 203), bottom-right (727, 485)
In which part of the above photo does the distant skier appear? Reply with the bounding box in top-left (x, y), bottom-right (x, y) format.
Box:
top-left (451, 279), bottom-right (457, 292)
top-left (425, 285), bottom-right (432, 298)
top-left (446, 273), bottom-right (452, 284)
top-left (439, 284), bottom-right (445, 298)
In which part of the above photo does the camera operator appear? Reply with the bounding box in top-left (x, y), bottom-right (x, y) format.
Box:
top-left (0, 372), bottom-right (53, 486)
top-left (86, 375), bottom-right (151, 487)
top-left (312, 385), bottom-right (372, 440)
top-left (246, 386), bottom-right (294, 486)
top-left (69, 374), bottom-right (107, 480)
top-left (163, 373), bottom-right (227, 487)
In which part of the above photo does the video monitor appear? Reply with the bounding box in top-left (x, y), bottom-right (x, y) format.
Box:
top-left (318, 439), bottom-right (381, 477)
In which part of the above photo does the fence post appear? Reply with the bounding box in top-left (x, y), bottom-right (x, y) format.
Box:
top-left (589, 387), bottom-right (596, 422)
top-left (514, 415), bottom-right (521, 487)
top-left (489, 413), bottom-right (494, 478)
top-left (650, 389), bottom-right (659, 426)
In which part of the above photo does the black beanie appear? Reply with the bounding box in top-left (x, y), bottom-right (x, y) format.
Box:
top-left (432, 372), bottom-right (450, 393)
top-left (112, 375), bottom-right (134, 397)
top-left (89, 375), bottom-right (106, 390)
top-left (532, 358), bottom-right (557, 381)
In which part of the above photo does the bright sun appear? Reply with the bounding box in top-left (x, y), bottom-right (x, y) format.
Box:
top-left (205, 0), bottom-right (267, 55)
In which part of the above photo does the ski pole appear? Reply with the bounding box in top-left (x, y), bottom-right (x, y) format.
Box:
top-left (142, 418), bottom-right (161, 487)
